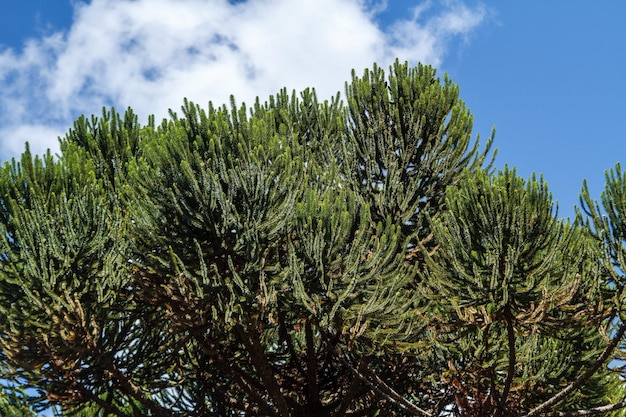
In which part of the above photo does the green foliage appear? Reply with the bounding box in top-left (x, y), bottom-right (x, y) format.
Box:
top-left (0, 384), bottom-right (37, 416)
top-left (581, 163), bottom-right (626, 301)
top-left (426, 168), bottom-right (600, 323)
top-left (0, 60), bottom-right (623, 417)
top-left (342, 61), bottom-right (494, 252)
top-left (421, 168), bottom-right (618, 415)
top-left (577, 163), bottom-right (626, 417)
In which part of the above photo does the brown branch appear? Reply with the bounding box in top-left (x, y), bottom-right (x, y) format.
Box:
top-left (305, 319), bottom-right (320, 406)
top-left (276, 304), bottom-right (306, 376)
top-left (98, 350), bottom-right (180, 417)
top-left (80, 314), bottom-right (180, 417)
top-left (430, 387), bottom-right (455, 417)
top-left (336, 362), bottom-right (366, 416)
top-left (236, 321), bottom-right (292, 417)
top-left (500, 305), bottom-right (516, 409)
top-left (76, 385), bottom-right (130, 417)
top-left (190, 328), bottom-right (277, 416)
top-left (341, 354), bottom-right (432, 417)
top-left (524, 322), bottom-right (626, 417)
top-left (557, 399), bottom-right (626, 416)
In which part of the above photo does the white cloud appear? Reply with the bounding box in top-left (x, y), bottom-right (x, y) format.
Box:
top-left (0, 0), bottom-right (487, 159)
top-left (386, 0), bottom-right (487, 66)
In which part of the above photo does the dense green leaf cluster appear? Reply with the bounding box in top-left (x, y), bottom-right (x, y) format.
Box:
top-left (0, 60), bottom-right (624, 417)
top-left (421, 168), bottom-right (619, 415)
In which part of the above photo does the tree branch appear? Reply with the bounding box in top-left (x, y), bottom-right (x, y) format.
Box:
top-left (335, 363), bottom-right (366, 416)
top-left (191, 329), bottom-right (262, 408)
top-left (190, 327), bottom-right (280, 416)
top-left (277, 304), bottom-right (307, 377)
top-left (305, 319), bottom-right (320, 407)
top-left (82, 319), bottom-right (180, 417)
top-left (524, 322), bottom-right (626, 417)
top-left (341, 354), bottom-right (433, 417)
top-left (77, 385), bottom-right (131, 417)
top-left (500, 305), bottom-right (516, 409)
top-left (236, 321), bottom-right (292, 417)
top-left (557, 399), bottom-right (626, 416)
top-left (98, 348), bottom-right (180, 417)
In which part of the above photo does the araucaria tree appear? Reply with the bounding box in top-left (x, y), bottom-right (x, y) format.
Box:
top-left (0, 60), bottom-right (625, 416)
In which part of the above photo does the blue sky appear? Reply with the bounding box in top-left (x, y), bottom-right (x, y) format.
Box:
top-left (0, 1), bottom-right (624, 220)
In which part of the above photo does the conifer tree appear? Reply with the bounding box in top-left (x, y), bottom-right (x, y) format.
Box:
top-left (418, 168), bottom-right (622, 416)
top-left (0, 61), bottom-right (624, 417)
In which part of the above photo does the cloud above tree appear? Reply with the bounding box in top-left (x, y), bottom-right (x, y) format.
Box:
top-left (0, 0), bottom-right (487, 158)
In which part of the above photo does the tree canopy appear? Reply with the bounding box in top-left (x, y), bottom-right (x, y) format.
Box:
top-left (0, 60), bottom-right (625, 416)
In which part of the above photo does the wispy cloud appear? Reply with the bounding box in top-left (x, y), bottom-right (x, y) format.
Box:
top-left (0, 0), bottom-right (488, 158)
top-left (386, 0), bottom-right (487, 64)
